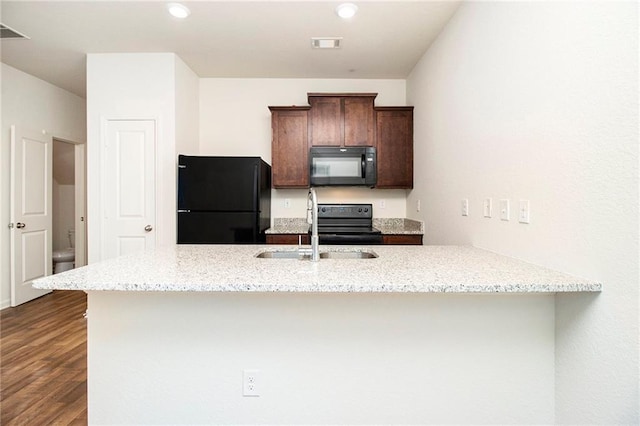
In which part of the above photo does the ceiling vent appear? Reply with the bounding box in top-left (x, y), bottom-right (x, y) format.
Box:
top-left (311, 37), bottom-right (342, 49)
top-left (0, 24), bottom-right (29, 40)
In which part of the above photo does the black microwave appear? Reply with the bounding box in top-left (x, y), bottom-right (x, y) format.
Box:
top-left (309, 146), bottom-right (376, 187)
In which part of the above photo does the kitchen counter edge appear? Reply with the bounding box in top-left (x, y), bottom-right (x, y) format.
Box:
top-left (33, 245), bottom-right (602, 294)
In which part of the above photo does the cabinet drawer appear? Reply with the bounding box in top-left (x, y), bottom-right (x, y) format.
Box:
top-left (382, 235), bottom-right (423, 245)
top-left (266, 234), bottom-right (310, 245)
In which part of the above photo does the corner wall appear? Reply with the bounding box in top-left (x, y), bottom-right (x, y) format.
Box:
top-left (86, 53), bottom-right (199, 261)
top-left (0, 64), bottom-right (86, 308)
top-left (406, 1), bottom-right (639, 423)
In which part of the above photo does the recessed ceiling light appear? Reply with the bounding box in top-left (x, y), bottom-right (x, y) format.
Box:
top-left (311, 37), bottom-right (342, 49)
top-left (167, 3), bottom-right (190, 19)
top-left (336, 3), bottom-right (358, 19)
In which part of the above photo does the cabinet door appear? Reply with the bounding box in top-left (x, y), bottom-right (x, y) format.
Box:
top-left (376, 107), bottom-right (414, 189)
top-left (309, 97), bottom-right (341, 146)
top-left (270, 108), bottom-right (310, 188)
top-left (344, 97), bottom-right (375, 146)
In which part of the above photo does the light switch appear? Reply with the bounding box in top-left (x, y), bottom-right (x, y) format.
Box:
top-left (500, 199), bottom-right (510, 221)
top-left (518, 200), bottom-right (530, 224)
top-left (483, 198), bottom-right (492, 218)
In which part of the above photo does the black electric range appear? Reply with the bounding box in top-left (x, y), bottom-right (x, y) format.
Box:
top-left (315, 204), bottom-right (383, 245)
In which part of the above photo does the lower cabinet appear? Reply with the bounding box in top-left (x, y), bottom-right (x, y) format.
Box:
top-left (382, 235), bottom-right (423, 245)
top-left (266, 234), bottom-right (310, 245)
top-left (267, 234), bottom-right (422, 245)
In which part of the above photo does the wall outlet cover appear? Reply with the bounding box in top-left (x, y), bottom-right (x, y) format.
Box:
top-left (243, 369), bottom-right (260, 397)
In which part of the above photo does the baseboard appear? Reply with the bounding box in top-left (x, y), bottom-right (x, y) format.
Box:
top-left (1, 298), bottom-right (11, 310)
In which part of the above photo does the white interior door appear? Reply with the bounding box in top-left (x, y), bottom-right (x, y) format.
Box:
top-left (10, 125), bottom-right (52, 306)
top-left (102, 120), bottom-right (156, 260)
top-left (74, 143), bottom-right (87, 267)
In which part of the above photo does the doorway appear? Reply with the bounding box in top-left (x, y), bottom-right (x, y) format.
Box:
top-left (52, 138), bottom-right (86, 274)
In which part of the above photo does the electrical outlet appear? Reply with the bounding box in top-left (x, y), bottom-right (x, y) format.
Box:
top-left (483, 198), bottom-right (492, 218)
top-left (518, 200), bottom-right (530, 224)
top-left (500, 199), bottom-right (510, 221)
top-left (243, 369), bottom-right (260, 397)
top-left (416, 199), bottom-right (421, 212)
top-left (461, 199), bottom-right (469, 217)
top-left (284, 198), bottom-right (291, 209)
top-left (379, 199), bottom-right (386, 209)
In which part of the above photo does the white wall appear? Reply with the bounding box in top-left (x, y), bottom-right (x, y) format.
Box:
top-left (175, 57), bottom-right (200, 156)
top-left (199, 78), bottom-right (408, 219)
top-left (406, 1), bottom-right (639, 423)
top-left (0, 64), bottom-right (86, 309)
top-left (89, 291), bottom-right (555, 424)
top-left (86, 53), bottom-right (199, 262)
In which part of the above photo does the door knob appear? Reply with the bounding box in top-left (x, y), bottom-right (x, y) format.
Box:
top-left (144, 225), bottom-right (153, 232)
top-left (16, 222), bottom-right (25, 229)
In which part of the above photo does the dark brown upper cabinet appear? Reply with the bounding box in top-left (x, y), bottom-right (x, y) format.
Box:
top-left (308, 93), bottom-right (376, 147)
top-left (375, 107), bottom-right (414, 189)
top-left (269, 106), bottom-right (310, 188)
top-left (269, 94), bottom-right (414, 189)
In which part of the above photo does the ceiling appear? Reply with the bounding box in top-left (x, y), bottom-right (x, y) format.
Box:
top-left (0, 1), bottom-right (462, 98)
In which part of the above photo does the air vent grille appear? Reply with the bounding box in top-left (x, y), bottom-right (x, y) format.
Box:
top-left (311, 37), bottom-right (342, 49)
top-left (1, 24), bottom-right (29, 40)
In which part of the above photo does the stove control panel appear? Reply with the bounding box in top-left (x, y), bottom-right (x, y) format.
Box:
top-left (317, 204), bottom-right (373, 219)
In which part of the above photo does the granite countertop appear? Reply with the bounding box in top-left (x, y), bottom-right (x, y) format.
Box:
top-left (33, 245), bottom-right (601, 294)
top-left (265, 218), bottom-right (310, 234)
top-left (266, 218), bottom-right (424, 235)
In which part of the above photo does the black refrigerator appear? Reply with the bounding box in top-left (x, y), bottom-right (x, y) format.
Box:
top-left (177, 155), bottom-right (271, 244)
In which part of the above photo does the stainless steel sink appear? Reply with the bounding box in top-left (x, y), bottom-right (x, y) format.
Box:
top-left (319, 251), bottom-right (378, 259)
top-left (256, 249), bottom-right (378, 260)
top-left (255, 251), bottom-right (309, 259)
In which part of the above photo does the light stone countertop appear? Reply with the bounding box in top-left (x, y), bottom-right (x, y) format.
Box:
top-left (33, 245), bottom-right (601, 294)
top-left (265, 218), bottom-right (310, 234)
top-left (265, 218), bottom-right (424, 235)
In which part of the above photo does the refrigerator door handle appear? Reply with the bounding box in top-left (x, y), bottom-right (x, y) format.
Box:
top-left (177, 209), bottom-right (191, 213)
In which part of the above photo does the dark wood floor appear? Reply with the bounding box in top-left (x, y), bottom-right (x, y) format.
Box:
top-left (1, 290), bottom-right (87, 425)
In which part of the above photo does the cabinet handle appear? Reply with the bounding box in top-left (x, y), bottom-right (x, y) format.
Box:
top-left (16, 222), bottom-right (25, 229)
top-left (144, 225), bottom-right (153, 232)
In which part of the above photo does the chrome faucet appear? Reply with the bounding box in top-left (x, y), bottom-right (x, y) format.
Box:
top-left (307, 187), bottom-right (320, 261)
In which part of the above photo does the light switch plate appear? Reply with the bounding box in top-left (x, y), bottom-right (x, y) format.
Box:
top-left (500, 199), bottom-right (510, 221)
top-left (483, 198), bottom-right (492, 218)
top-left (518, 200), bottom-right (530, 224)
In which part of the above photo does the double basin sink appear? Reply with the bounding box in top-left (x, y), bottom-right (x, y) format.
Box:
top-left (256, 249), bottom-right (378, 260)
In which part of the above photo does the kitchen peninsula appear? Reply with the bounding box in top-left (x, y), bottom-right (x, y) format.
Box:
top-left (34, 245), bottom-right (600, 424)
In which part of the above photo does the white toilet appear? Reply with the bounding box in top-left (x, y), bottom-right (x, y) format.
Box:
top-left (53, 229), bottom-right (75, 274)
